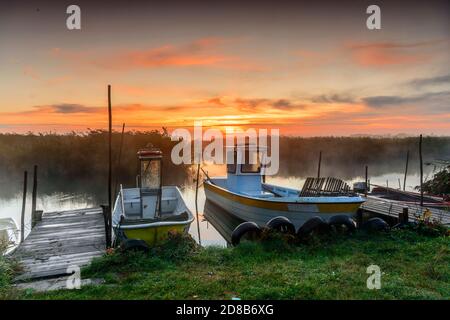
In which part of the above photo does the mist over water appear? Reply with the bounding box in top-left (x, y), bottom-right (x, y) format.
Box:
top-left (0, 135), bottom-right (448, 245)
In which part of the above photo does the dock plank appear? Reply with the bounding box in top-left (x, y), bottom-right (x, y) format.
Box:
top-left (360, 196), bottom-right (450, 225)
top-left (13, 207), bottom-right (106, 282)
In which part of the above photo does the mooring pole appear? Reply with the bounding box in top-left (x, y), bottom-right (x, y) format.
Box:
top-left (365, 165), bottom-right (368, 197)
top-left (317, 150), bottom-right (322, 179)
top-left (419, 134), bottom-right (423, 207)
top-left (399, 207), bottom-right (409, 224)
top-left (113, 123), bottom-right (126, 199)
top-left (195, 163), bottom-right (202, 246)
top-left (403, 150), bottom-right (409, 191)
top-left (20, 170), bottom-right (28, 243)
top-left (31, 165), bottom-right (38, 228)
top-left (107, 85), bottom-right (113, 248)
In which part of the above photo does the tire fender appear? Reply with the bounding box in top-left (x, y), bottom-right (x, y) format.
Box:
top-left (362, 217), bottom-right (390, 232)
top-left (297, 216), bottom-right (330, 237)
top-left (120, 239), bottom-right (150, 253)
top-left (231, 222), bottom-right (262, 246)
top-left (266, 216), bottom-right (296, 234)
top-left (328, 215), bottom-right (357, 233)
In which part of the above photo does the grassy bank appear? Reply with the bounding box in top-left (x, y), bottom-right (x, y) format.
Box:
top-left (7, 229), bottom-right (450, 300)
top-left (0, 244), bottom-right (21, 299)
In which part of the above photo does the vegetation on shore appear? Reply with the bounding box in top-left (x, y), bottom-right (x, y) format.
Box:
top-left (0, 129), bottom-right (189, 199)
top-left (1, 132), bottom-right (449, 199)
top-left (4, 227), bottom-right (449, 300)
top-left (421, 165), bottom-right (450, 196)
top-left (0, 243), bottom-right (20, 298)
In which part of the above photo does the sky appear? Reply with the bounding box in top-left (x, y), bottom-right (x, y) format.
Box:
top-left (0, 0), bottom-right (449, 136)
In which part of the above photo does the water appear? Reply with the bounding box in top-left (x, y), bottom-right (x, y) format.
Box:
top-left (0, 163), bottom-right (430, 247)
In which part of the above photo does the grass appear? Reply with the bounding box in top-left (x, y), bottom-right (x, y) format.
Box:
top-left (0, 242), bottom-right (21, 299)
top-left (5, 228), bottom-right (449, 300)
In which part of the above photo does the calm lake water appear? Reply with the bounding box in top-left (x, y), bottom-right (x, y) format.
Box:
top-left (0, 162), bottom-right (432, 247)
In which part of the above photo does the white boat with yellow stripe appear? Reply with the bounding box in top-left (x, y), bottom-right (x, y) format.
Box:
top-left (204, 144), bottom-right (365, 230)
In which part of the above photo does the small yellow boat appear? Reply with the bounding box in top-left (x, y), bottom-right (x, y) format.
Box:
top-left (112, 148), bottom-right (193, 248)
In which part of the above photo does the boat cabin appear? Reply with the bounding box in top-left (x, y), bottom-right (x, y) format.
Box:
top-left (137, 149), bottom-right (163, 218)
top-left (116, 148), bottom-right (165, 221)
top-left (224, 144), bottom-right (272, 197)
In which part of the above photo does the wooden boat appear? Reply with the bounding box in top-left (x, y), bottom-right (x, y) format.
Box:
top-left (204, 144), bottom-right (365, 230)
top-left (112, 148), bottom-right (194, 247)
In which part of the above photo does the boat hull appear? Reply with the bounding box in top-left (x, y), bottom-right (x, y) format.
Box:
top-left (204, 181), bottom-right (364, 229)
top-left (119, 222), bottom-right (191, 246)
top-left (112, 186), bottom-right (194, 247)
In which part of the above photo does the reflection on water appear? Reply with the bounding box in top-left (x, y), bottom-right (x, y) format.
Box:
top-left (179, 185), bottom-right (227, 247)
top-left (203, 200), bottom-right (244, 245)
top-left (0, 162), bottom-right (437, 246)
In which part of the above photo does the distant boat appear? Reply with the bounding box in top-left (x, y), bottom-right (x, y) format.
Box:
top-left (112, 148), bottom-right (194, 248)
top-left (204, 144), bottom-right (365, 230)
top-left (0, 217), bottom-right (19, 255)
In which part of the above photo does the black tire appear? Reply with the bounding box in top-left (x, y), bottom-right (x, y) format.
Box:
top-left (362, 217), bottom-right (390, 232)
top-left (120, 239), bottom-right (150, 253)
top-left (266, 216), bottom-right (296, 234)
top-left (297, 216), bottom-right (330, 238)
top-left (231, 222), bottom-right (262, 246)
top-left (392, 221), bottom-right (418, 230)
top-left (328, 215), bottom-right (357, 233)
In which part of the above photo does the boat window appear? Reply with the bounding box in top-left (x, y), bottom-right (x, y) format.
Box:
top-left (227, 151), bottom-right (237, 174)
top-left (140, 159), bottom-right (161, 189)
top-left (241, 149), bottom-right (261, 173)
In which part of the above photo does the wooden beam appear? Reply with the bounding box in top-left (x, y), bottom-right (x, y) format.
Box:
top-left (365, 165), bottom-right (368, 197)
top-left (20, 170), bottom-right (28, 242)
top-left (419, 134), bottom-right (423, 207)
top-left (403, 150), bottom-right (409, 191)
top-left (113, 123), bottom-right (125, 200)
top-left (107, 84), bottom-right (112, 248)
top-left (31, 165), bottom-right (38, 228)
top-left (317, 150), bottom-right (322, 179)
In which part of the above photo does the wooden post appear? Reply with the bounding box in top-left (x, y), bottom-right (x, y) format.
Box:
top-left (403, 150), bottom-right (409, 191)
top-left (399, 207), bottom-right (409, 224)
top-left (107, 85), bottom-right (113, 248)
top-left (356, 209), bottom-right (363, 227)
top-left (419, 134), bottom-right (423, 207)
top-left (31, 165), bottom-right (38, 228)
top-left (20, 171), bottom-right (28, 243)
top-left (194, 163), bottom-right (202, 246)
top-left (317, 150), bottom-right (322, 179)
top-left (365, 165), bottom-right (368, 196)
top-left (100, 204), bottom-right (110, 248)
top-left (398, 178), bottom-right (401, 190)
top-left (113, 123), bottom-right (126, 199)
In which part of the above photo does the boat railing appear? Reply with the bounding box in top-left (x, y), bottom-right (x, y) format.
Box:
top-left (120, 184), bottom-right (126, 216)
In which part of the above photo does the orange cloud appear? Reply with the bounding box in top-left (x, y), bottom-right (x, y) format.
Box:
top-left (52, 38), bottom-right (260, 71)
top-left (346, 40), bottom-right (444, 67)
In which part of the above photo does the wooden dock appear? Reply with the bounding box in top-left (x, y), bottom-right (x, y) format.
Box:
top-left (360, 196), bottom-right (450, 226)
top-left (13, 207), bottom-right (106, 281)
